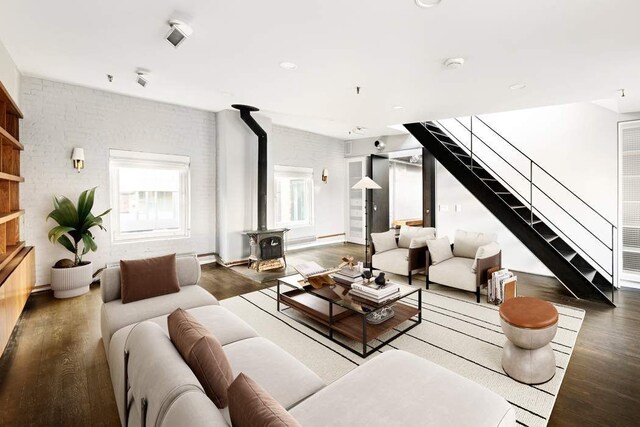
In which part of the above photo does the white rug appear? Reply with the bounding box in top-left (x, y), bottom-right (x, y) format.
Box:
top-left (220, 287), bottom-right (584, 427)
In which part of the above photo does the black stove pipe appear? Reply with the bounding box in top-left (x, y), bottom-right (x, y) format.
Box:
top-left (232, 104), bottom-right (268, 231)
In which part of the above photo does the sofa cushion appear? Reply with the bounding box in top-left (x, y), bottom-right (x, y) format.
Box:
top-left (125, 321), bottom-right (207, 427)
top-left (108, 305), bottom-right (259, 423)
top-left (371, 248), bottom-right (410, 276)
top-left (426, 237), bottom-right (454, 265)
top-left (371, 230), bottom-right (397, 253)
top-left (160, 391), bottom-right (228, 427)
top-left (453, 230), bottom-right (497, 259)
top-left (398, 226), bottom-right (436, 248)
top-left (289, 350), bottom-right (516, 427)
top-left (228, 373), bottom-right (301, 427)
top-left (120, 254), bottom-right (181, 304)
top-left (101, 285), bottom-right (219, 352)
top-left (168, 309), bottom-right (234, 408)
top-left (472, 241), bottom-right (501, 273)
top-left (222, 337), bottom-right (325, 414)
top-left (428, 257), bottom-right (476, 292)
top-left (102, 254), bottom-right (202, 303)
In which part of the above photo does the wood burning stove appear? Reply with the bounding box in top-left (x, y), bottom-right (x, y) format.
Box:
top-left (233, 104), bottom-right (289, 271)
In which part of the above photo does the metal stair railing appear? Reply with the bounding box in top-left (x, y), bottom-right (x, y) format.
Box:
top-left (424, 117), bottom-right (617, 302)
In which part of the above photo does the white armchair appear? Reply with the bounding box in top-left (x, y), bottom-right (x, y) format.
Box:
top-left (370, 226), bottom-right (436, 285)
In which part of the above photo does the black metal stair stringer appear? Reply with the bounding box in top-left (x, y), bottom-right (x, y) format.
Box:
top-left (404, 121), bottom-right (615, 306)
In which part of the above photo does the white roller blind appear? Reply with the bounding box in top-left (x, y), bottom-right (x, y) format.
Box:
top-left (621, 121), bottom-right (640, 275)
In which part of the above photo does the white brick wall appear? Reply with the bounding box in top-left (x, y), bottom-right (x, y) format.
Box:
top-left (20, 77), bottom-right (216, 285)
top-left (271, 125), bottom-right (346, 242)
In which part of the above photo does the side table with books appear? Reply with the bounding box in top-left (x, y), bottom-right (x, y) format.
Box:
top-left (277, 266), bottom-right (422, 357)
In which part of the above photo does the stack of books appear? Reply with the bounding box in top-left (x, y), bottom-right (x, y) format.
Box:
top-left (333, 267), bottom-right (363, 285)
top-left (350, 282), bottom-right (401, 304)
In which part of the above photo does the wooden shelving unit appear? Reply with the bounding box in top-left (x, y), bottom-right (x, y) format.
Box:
top-left (0, 79), bottom-right (34, 356)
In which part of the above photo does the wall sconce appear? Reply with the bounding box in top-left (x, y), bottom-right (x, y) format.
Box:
top-left (322, 168), bottom-right (329, 183)
top-left (71, 148), bottom-right (85, 173)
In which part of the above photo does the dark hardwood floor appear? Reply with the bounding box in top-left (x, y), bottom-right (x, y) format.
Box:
top-left (0, 243), bottom-right (638, 426)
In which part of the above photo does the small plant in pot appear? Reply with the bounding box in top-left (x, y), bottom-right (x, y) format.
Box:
top-left (47, 187), bottom-right (111, 298)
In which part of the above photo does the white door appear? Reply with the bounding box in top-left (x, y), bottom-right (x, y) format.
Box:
top-left (346, 157), bottom-right (366, 244)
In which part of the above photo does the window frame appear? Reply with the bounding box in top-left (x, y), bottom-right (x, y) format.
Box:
top-left (109, 149), bottom-right (191, 243)
top-left (274, 165), bottom-right (314, 229)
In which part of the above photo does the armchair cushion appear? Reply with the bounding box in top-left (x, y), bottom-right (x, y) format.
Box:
top-left (409, 237), bottom-right (429, 249)
top-left (428, 257), bottom-right (476, 292)
top-left (371, 248), bottom-right (410, 276)
top-left (472, 242), bottom-right (501, 273)
top-left (398, 226), bottom-right (436, 248)
top-left (453, 230), bottom-right (497, 259)
top-left (371, 230), bottom-right (397, 254)
top-left (426, 237), bottom-right (454, 265)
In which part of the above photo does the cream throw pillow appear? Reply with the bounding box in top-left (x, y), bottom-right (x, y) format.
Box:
top-left (427, 237), bottom-right (454, 265)
top-left (398, 226), bottom-right (436, 248)
top-left (371, 230), bottom-right (397, 254)
top-left (471, 242), bottom-right (501, 273)
top-left (453, 230), bottom-right (497, 259)
top-left (409, 237), bottom-right (429, 249)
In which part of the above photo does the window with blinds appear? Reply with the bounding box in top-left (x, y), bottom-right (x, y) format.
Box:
top-left (621, 120), bottom-right (640, 279)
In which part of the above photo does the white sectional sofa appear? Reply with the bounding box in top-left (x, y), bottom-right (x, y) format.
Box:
top-left (101, 254), bottom-right (516, 427)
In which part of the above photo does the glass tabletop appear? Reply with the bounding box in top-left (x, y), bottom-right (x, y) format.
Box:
top-left (277, 273), bottom-right (420, 315)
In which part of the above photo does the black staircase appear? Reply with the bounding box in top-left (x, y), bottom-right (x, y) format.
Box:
top-left (405, 117), bottom-right (616, 306)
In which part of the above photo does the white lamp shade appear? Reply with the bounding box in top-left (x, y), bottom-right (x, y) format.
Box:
top-left (351, 176), bottom-right (381, 190)
top-left (322, 168), bottom-right (329, 177)
top-left (71, 148), bottom-right (85, 161)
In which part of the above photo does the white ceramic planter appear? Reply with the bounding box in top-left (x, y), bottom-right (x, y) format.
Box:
top-left (51, 261), bottom-right (93, 298)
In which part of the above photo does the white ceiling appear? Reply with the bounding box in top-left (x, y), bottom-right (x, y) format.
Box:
top-left (1, 0), bottom-right (640, 139)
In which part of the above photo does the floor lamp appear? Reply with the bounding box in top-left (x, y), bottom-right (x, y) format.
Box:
top-left (352, 176), bottom-right (381, 269)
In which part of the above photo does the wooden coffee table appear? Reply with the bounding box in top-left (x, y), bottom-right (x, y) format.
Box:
top-left (276, 274), bottom-right (422, 357)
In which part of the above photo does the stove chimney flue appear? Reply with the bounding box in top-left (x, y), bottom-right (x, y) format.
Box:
top-left (232, 104), bottom-right (268, 231)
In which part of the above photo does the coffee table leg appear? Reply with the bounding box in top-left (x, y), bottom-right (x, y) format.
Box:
top-left (362, 315), bottom-right (367, 357)
top-left (329, 302), bottom-right (334, 339)
top-left (419, 289), bottom-right (422, 322)
top-left (276, 281), bottom-right (280, 312)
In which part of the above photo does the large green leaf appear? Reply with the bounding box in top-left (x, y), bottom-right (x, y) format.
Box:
top-left (47, 196), bottom-right (79, 227)
top-left (77, 187), bottom-right (96, 223)
top-left (48, 225), bottom-right (74, 244)
top-left (81, 233), bottom-right (97, 255)
top-left (57, 235), bottom-right (76, 254)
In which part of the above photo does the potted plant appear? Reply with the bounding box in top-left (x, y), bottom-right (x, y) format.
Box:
top-left (47, 187), bottom-right (111, 298)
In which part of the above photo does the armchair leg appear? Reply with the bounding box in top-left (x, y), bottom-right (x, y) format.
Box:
top-left (425, 277), bottom-right (429, 290)
top-left (408, 271), bottom-right (412, 285)
top-left (476, 287), bottom-right (481, 303)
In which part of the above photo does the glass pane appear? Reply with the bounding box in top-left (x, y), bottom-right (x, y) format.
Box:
top-left (118, 167), bottom-right (181, 233)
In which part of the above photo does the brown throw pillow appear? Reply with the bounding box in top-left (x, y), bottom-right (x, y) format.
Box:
top-left (228, 373), bottom-right (301, 427)
top-left (167, 308), bottom-right (234, 408)
top-left (120, 254), bottom-right (180, 304)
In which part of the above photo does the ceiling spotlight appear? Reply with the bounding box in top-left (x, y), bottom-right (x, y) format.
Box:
top-left (509, 83), bottom-right (527, 90)
top-left (619, 88), bottom-right (626, 98)
top-left (415, 0), bottom-right (442, 8)
top-left (136, 71), bottom-right (149, 88)
top-left (279, 62), bottom-right (298, 70)
top-left (106, 74), bottom-right (113, 83)
top-left (444, 57), bottom-right (465, 70)
top-left (393, 105), bottom-right (404, 110)
top-left (166, 19), bottom-right (193, 48)
top-left (349, 126), bottom-right (366, 136)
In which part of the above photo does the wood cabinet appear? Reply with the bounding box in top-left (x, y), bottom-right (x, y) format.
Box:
top-left (0, 80), bottom-right (34, 356)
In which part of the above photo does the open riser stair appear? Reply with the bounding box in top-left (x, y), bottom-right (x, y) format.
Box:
top-left (405, 118), bottom-right (616, 306)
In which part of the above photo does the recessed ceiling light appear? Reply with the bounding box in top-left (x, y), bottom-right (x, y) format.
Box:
top-left (393, 105), bottom-right (404, 110)
top-left (509, 83), bottom-right (527, 90)
top-left (279, 62), bottom-right (298, 70)
top-left (444, 57), bottom-right (465, 70)
top-left (415, 0), bottom-right (442, 8)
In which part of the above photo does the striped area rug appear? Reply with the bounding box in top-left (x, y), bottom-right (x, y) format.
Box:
top-left (220, 287), bottom-right (584, 427)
